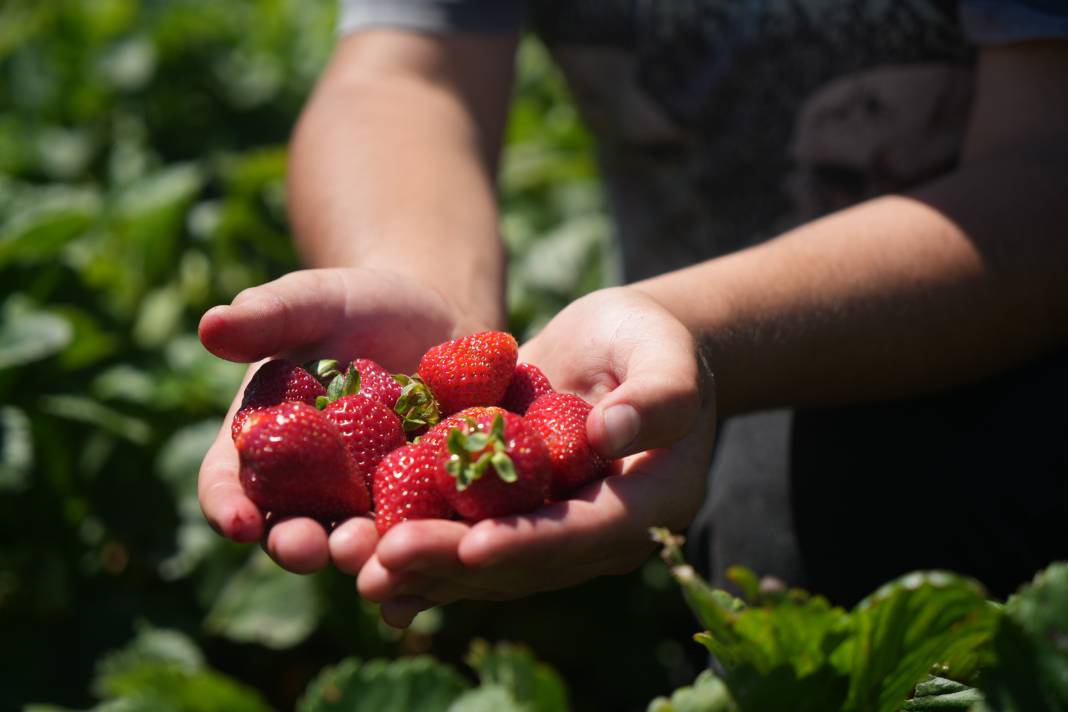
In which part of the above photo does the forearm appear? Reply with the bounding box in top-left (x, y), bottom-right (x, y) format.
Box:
top-left (287, 32), bottom-right (517, 332)
top-left (636, 154), bottom-right (1068, 417)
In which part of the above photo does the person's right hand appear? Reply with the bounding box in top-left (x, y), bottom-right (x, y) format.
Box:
top-left (197, 267), bottom-right (483, 576)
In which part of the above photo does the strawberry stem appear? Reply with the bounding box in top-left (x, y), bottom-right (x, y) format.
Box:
top-left (393, 374), bottom-right (441, 432)
top-left (445, 414), bottom-right (515, 490)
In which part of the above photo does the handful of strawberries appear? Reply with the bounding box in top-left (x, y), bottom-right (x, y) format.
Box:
top-left (232, 331), bottom-right (614, 534)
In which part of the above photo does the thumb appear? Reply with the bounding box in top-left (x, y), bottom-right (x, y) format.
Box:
top-left (198, 270), bottom-right (346, 362)
top-left (586, 335), bottom-right (705, 459)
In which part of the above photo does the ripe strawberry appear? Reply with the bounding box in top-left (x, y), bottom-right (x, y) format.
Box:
top-left (418, 331), bottom-right (518, 415)
top-left (348, 358), bottom-right (403, 410)
top-left (500, 362), bottom-right (555, 414)
top-left (236, 401), bottom-right (370, 520)
top-left (231, 359), bottom-right (326, 440)
top-left (524, 392), bottom-right (610, 499)
top-left (417, 406), bottom-right (507, 455)
top-left (432, 410), bottom-right (550, 521)
top-left (322, 395), bottom-right (407, 493)
top-left (373, 444), bottom-right (453, 534)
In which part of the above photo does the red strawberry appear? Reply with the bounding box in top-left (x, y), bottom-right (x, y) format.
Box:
top-left (236, 402), bottom-right (370, 520)
top-left (373, 444), bottom-right (453, 534)
top-left (322, 395), bottom-right (407, 493)
top-left (417, 406), bottom-right (507, 454)
top-left (500, 362), bottom-right (555, 414)
top-left (231, 359), bottom-right (325, 440)
top-left (418, 331), bottom-right (518, 415)
top-left (348, 358), bottom-right (403, 410)
top-left (524, 392), bottom-right (611, 499)
top-left (432, 410), bottom-right (550, 521)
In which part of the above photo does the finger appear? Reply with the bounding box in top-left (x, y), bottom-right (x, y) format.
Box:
top-left (586, 319), bottom-right (701, 458)
top-left (198, 271), bottom-right (348, 363)
top-left (198, 425), bottom-right (263, 543)
top-left (265, 517), bottom-right (330, 574)
top-left (379, 596), bottom-right (434, 629)
top-left (457, 488), bottom-right (634, 571)
top-left (375, 519), bottom-right (471, 576)
top-left (357, 553), bottom-right (433, 603)
top-left (328, 517), bottom-right (379, 575)
top-left (458, 451), bottom-right (695, 572)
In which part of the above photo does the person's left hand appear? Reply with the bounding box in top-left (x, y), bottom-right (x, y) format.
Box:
top-left (356, 287), bottom-right (717, 627)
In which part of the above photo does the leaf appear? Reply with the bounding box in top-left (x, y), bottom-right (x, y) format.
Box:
top-left (980, 563), bottom-right (1068, 712)
top-left (465, 641), bottom-right (569, 712)
top-left (94, 664), bottom-right (270, 712)
top-left (92, 365), bottom-right (157, 405)
top-left (155, 419), bottom-right (220, 503)
top-left (448, 686), bottom-right (525, 712)
top-left (647, 670), bottom-right (737, 712)
top-left (203, 549), bottom-right (321, 649)
top-left (914, 677), bottom-right (971, 697)
top-left (132, 285), bottom-right (186, 348)
top-left (514, 214), bottom-right (609, 296)
top-left (901, 686), bottom-right (985, 710)
top-left (298, 657), bottom-right (470, 712)
top-left (661, 542), bottom-right (847, 712)
top-left (0, 296), bottom-right (73, 370)
top-left (88, 626), bottom-right (270, 712)
top-left (155, 419), bottom-right (223, 579)
top-left (844, 571), bottom-right (999, 712)
top-left (111, 163), bottom-right (203, 284)
top-left (95, 625), bottom-right (205, 682)
top-left (0, 405), bottom-right (33, 491)
top-left (39, 395), bottom-right (152, 445)
top-left (0, 185), bottom-right (100, 264)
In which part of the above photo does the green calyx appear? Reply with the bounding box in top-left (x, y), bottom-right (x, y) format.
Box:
top-left (304, 358), bottom-right (341, 385)
top-left (393, 374), bottom-right (441, 433)
top-left (315, 363), bottom-right (361, 409)
top-left (445, 414), bottom-right (517, 491)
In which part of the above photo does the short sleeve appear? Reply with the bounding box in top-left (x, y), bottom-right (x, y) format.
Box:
top-left (338, 0), bottom-right (528, 35)
top-left (960, 1), bottom-right (1068, 45)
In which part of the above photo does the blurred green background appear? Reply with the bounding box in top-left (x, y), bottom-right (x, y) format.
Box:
top-left (0, 1), bottom-right (705, 709)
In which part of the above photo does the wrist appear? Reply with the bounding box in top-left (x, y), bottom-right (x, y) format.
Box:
top-left (630, 269), bottom-right (739, 416)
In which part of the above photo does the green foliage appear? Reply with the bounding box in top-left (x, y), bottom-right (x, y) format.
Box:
top-left (844, 573), bottom-right (997, 712)
top-left (203, 549), bottom-right (323, 650)
top-left (32, 626), bottom-right (272, 712)
top-left (298, 642), bottom-right (566, 712)
top-left (980, 563), bottom-right (1068, 712)
top-left (647, 670), bottom-right (736, 712)
top-left (299, 657), bottom-right (470, 712)
top-left (464, 641), bottom-right (570, 712)
top-left (651, 529), bottom-right (1039, 712)
top-left (901, 678), bottom-right (985, 710)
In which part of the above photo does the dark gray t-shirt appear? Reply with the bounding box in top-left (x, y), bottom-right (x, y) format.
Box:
top-left (338, 0), bottom-right (1068, 602)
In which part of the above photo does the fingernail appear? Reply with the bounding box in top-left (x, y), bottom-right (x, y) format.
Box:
top-left (603, 404), bottom-right (640, 455)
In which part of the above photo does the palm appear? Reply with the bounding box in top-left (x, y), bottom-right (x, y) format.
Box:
top-left (357, 287), bottom-right (717, 626)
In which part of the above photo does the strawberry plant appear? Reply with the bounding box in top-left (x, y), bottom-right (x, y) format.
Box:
top-left (650, 530), bottom-right (1068, 712)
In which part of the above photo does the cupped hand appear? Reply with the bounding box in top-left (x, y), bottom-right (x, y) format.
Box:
top-left (356, 286), bottom-right (717, 627)
top-left (197, 267), bottom-right (482, 576)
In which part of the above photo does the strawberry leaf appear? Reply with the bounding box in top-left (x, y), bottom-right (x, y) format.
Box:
top-left (393, 374), bottom-right (441, 432)
top-left (322, 365), bottom-right (361, 405)
top-left (464, 641), bottom-right (569, 712)
top-left (299, 657), bottom-right (469, 712)
top-left (463, 432), bottom-right (492, 453)
top-left (303, 359), bottom-right (340, 385)
top-left (490, 452), bottom-right (517, 483)
top-left (980, 563), bottom-right (1068, 712)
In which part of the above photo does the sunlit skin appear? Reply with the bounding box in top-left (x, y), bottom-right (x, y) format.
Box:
top-left (198, 33), bottom-right (1068, 627)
